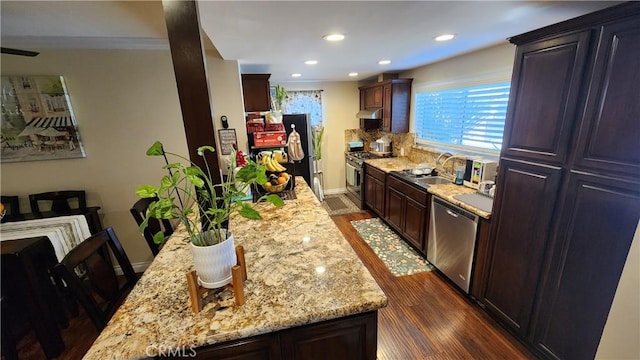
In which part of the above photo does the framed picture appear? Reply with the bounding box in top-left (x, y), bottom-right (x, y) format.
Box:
top-left (218, 129), bottom-right (237, 155)
top-left (1, 75), bottom-right (86, 163)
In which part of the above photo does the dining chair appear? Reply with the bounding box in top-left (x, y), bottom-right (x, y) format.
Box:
top-left (0, 196), bottom-right (20, 220)
top-left (130, 197), bottom-right (174, 256)
top-left (0, 296), bottom-right (18, 360)
top-left (53, 227), bottom-right (137, 331)
top-left (29, 190), bottom-right (87, 215)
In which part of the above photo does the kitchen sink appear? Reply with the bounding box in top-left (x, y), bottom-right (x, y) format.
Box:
top-left (414, 176), bottom-right (451, 186)
top-left (389, 170), bottom-right (451, 189)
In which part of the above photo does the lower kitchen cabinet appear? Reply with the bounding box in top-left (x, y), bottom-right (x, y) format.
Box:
top-left (482, 158), bottom-right (562, 336)
top-left (384, 176), bottom-right (428, 252)
top-left (194, 311), bottom-right (378, 360)
top-left (530, 172), bottom-right (640, 360)
top-left (364, 164), bottom-right (386, 217)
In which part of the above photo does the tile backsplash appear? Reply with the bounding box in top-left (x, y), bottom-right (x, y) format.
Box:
top-left (344, 129), bottom-right (498, 174)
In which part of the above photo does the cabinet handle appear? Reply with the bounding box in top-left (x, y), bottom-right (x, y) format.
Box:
top-left (446, 209), bottom-right (459, 218)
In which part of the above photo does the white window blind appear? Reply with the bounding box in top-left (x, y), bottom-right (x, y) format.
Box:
top-left (414, 82), bottom-right (510, 152)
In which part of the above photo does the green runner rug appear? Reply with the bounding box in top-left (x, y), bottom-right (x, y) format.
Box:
top-left (351, 218), bottom-right (433, 277)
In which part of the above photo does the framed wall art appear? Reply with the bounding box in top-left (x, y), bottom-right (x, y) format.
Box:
top-left (1, 75), bottom-right (86, 163)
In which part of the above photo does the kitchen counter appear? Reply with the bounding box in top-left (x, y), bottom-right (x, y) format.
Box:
top-left (84, 177), bottom-right (387, 359)
top-left (365, 157), bottom-right (492, 219)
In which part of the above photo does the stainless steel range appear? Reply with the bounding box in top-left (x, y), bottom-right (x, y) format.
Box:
top-left (345, 151), bottom-right (382, 208)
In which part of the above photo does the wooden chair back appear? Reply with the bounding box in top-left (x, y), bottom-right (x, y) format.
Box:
top-left (0, 196), bottom-right (20, 219)
top-left (29, 190), bottom-right (87, 215)
top-left (129, 197), bottom-right (174, 256)
top-left (54, 227), bottom-right (137, 331)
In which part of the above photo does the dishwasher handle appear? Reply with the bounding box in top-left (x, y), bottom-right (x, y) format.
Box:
top-left (433, 197), bottom-right (479, 222)
top-left (446, 209), bottom-right (459, 218)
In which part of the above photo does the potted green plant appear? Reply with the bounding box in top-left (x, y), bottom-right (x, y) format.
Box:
top-left (273, 84), bottom-right (287, 112)
top-left (136, 141), bottom-right (283, 288)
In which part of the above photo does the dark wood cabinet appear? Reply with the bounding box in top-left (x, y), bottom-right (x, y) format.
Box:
top-left (358, 79), bottom-right (412, 133)
top-left (194, 312), bottom-right (378, 360)
top-left (501, 31), bottom-right (591, 165)
top-left (572, 17), bottom-right (640, 179)
top-left (384, 176), bottom-right (428, 252)
top-left (363, 86), bottom-right (383, 109)
top-left (531, 172), bottom-right (640, 360)
top-left (364, 164), bottom-right (386, 217)
top-left (482, 158), bottom-right (562, 335)
top-left (242, 74), bottom-right (271, 112)
top-left (483, 4), bottom-right (640, 359)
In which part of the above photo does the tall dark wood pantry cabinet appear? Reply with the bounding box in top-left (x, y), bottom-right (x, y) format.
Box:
top-left (481, 4), bottom-right (640, 360)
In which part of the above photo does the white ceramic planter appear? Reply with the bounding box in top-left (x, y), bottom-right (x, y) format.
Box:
top-left (190, 230), bottom-right (236, 289)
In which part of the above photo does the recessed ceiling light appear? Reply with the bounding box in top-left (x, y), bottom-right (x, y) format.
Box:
top-left (378, 60), bottom-right (391, 65)
top-left (304, 60), bottom-right (318, 65)
top-left (291, 73), bottom-right (302, 78)
top-left (348, 72), bottom-right (359, 77)
top-left (435, 34), bottom-right (455, 42)
top-left (323, 33), bottom-right (345, 42)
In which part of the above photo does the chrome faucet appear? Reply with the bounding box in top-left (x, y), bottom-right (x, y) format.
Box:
top-left (435, 152), bottom-right (454, 179)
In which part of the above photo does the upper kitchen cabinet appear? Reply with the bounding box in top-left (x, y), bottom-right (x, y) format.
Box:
top-left (483, 4), bottom-right (640, 360)
top-left (242, 74), bottom-right (271, 112)
top-left (572, 17), bottom-right (640, 179)
top-left (501, 31), bottom-right (591, 165)
top-left (359, 79), bottom-right (412, 133)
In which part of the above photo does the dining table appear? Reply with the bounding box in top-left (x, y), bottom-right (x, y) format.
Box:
top-left (0, 212), bottom-right (96, 359)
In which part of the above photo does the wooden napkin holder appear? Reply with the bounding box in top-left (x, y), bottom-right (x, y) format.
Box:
top-left (186, 245), bottom-right (247, 313)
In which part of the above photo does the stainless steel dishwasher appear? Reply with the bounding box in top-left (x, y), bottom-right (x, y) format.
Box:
top-left (427, 197), bottom-right (479, 293)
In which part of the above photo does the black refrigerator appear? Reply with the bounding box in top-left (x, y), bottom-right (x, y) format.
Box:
top-left (283, 114), bottom-right (314, 192)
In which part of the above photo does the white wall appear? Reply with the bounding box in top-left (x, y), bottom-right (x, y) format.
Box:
top-left (1, 49), bottom-right (188, 265)
top-left (596, 221), bottom-right (640, 359)
top-left (270, 81), bottom-right (360, 193)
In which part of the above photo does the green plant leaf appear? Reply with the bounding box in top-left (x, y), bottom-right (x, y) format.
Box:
top-left (264, 194), bottom-right (285, 207)
top-left (163, 162), bottom-right (182, 170)
top-left (197, 146), bottom-right (215, 156)
top-left (152, 231), bottom-right (166, 244)
top-left (146, 141), bottom-right (165, 156)
top-left (135, 185), bottom-right (158, 198)
top-left (237, 202), bottom-right (261, 220)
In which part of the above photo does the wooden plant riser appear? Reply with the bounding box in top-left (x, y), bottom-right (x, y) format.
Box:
top-left (187, 245), bottom-right (247, 314)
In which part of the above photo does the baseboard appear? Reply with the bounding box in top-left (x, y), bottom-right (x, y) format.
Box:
top-left (114, 261), bottom-right (152, 275)
top-left (323, 188), bottom-right (348, 196)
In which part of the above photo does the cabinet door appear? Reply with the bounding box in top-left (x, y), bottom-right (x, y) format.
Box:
top-left (502, 31), bottom-right (591, 165)
top-left (404, 197), bottom-right (426, 250)
top-left (386, 186), bottom-right (404, 232)
top-left (364, 174), bottom-right (376, 210)
top-left (280, 311), bottom-right (378, 360)
top-left (381, 84), bottom-right (392, 132)
top-left (195, 333), bottom-right (281, 359)
top-left (364, 86), bottom-right (383, 108)
top-left (483, 158), bottom-right (562, 336)
top-left (531, 173), bottom-right (640, 360)
top-left (373, 179), bottom-right (386, 217)
top-left (242, 74), bottom-right (271, 112)
top-left (572, 18), bottom-right (640, 178)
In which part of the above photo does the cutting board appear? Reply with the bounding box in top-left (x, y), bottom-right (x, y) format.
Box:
top-left (453, 193), bottom-right (494, 213)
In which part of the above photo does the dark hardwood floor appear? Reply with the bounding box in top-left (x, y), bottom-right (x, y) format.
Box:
top-left (332, 210), bottom-right (535, 360)
top-left (8, 210), bottom-right (534, 359)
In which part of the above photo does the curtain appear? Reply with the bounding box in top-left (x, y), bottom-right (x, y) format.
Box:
top-left (282, 90), bottom-right (323, 128)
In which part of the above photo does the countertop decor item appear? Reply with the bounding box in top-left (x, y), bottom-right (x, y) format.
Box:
top-left (136, 141), bottom-right (284, 288)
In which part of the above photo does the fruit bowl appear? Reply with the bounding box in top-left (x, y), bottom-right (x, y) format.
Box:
top-left (262, 172), bottom-right (290, 193)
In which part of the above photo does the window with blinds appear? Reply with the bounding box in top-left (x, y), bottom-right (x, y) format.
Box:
top-left (414, 82), bottom-right (510, 152)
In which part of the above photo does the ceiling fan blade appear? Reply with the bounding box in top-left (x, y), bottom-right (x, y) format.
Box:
top-left (1, 47), bottom-right (40, 57)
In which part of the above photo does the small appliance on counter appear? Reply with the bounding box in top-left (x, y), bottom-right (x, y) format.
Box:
top-left (463, 159), bottom-right (498, 189)
top-left (347, 141), bottom-right (364, 152)
top-left (370, 136), bottom-right (392, 154)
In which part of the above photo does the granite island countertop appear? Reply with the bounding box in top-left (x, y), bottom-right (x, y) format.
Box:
top-left (84, 177), bottom-right (387, 359)
top-left (365, 157), bottom-right (492, 219)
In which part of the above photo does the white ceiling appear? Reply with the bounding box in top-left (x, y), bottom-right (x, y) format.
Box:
top-left (1, 1), bottom-right (621, 82)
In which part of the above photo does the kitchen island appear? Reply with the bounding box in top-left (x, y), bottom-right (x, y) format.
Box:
top-left (84, 177), bottom-right (387, 359)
